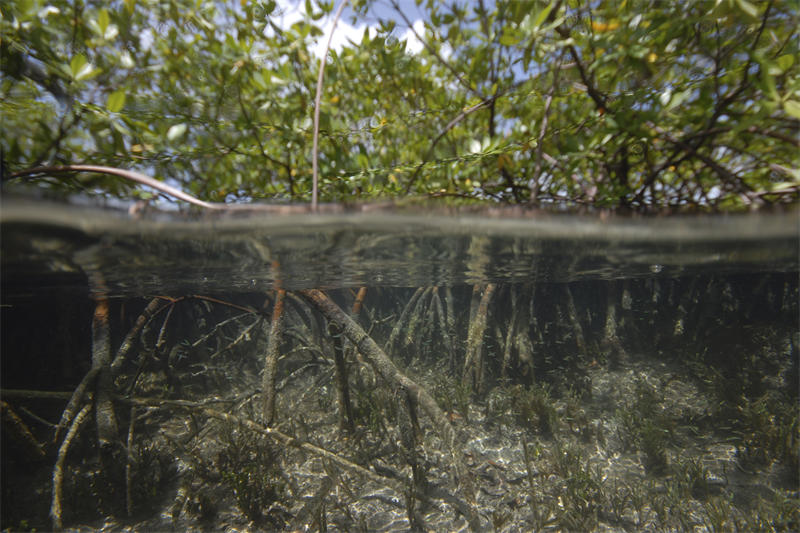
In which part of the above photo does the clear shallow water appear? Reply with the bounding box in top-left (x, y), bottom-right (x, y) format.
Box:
top-left (2, 196), bottom-right (798, 296)
top-left (1, 196), bottom-right (798, 532)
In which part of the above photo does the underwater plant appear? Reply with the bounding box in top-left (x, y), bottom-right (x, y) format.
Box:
top-left (1, 272), bottom-right (796, 531)
top-left (702, 494), bottom-right (738, 533)
top-left (678, 456), bottom-right (713, 501)
top-left (639, 420), bottom-right (670, 475)
top-left (217, 421), bottom-right (286, 525)
top-left (508, 383), bottom-right (560, 437)
top-left (549, 443), bottom-right (604, 531)
top-left (433, 374), bottom-right (473, 423)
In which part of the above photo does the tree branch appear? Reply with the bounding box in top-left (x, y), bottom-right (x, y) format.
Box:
top-left (9, 164), bottom-right (223, 209)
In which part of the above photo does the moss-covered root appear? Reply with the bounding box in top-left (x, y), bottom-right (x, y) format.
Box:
top-left (329, 321), bottom-right (355, 432)
top-left (385, 287), bottom-right (426, 353)
top-left (262, 289), bottom-right (286, 426)
top-left (603, 283), bottom-right (627, 366)
top-left (432, 287), bottom-right (455, 370)
top-left (462, 283), bottom-right (496, 394)
top-left (565, 285), bottom-right (588, 356)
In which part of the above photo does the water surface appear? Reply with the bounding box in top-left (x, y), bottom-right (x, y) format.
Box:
top-left (1, 196), bottom-right (798, 531)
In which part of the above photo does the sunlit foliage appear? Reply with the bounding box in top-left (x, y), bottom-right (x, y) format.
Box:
top-left (2, 0), bottom-right (798, 209)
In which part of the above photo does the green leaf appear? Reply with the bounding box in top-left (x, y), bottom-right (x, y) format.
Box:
top-left (783, 100), bottom-right (800, 119)
top-left (167, 123), bottom-right (187, 141)
top-left (775, 54), bottom-right (795, 72)
top-left (498, 31), bottom-right (521, 47)
top-left (14, 0), bottom-right (37, 20)
top-left (761, 70), bottom-right (779, 101)
top-left (304, 0), bottom-right (314, 19)
top-left (107, 89), bottom-right (126, 113)
top-left (734, 0), bottom-right (759, 19)
top-left (70, 54), bottom-right (88, 79)
top-left (69, 53), bottom-right (102, 81)
top-left (98, 8), bottom-right (110, 35)
top-left (112, 119), bottom-right (132, 137)
top-left (530, 2), bottom-right (555, 31)
top-left (666, 89), bottom-right (691, 111)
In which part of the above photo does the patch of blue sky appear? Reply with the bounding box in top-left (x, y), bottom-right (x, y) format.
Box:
top-left (271, 0), bottom-right (426, 57)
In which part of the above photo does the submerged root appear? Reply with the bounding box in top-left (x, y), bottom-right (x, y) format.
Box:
top-left (462, 283), bottom-right (496, 394)
top-left (385, 287), bottom-right (426, 354)
top-left (330, 321), bottom-right (355, 432)
top-left (1, 400), bottom-right (46, 460)
top-left (262, 289), bottom-right (286, 426)
top-left (299, 289), bottom-right (481, 529)
top-left (51, 403), bottom-right (92, 531)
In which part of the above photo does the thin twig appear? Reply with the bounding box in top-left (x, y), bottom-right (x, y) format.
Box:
top-left (531, 54), bottom-right (564, 204)
top-left (207, 316), bottom-right (263, 358)
top-left (312, 0), bottom-right (349, 211)
top-left (404, 98), bottom-right (492, 194)
top-left (3, 389), bottom-right (75, 400)
top-left (185, 295), bottom-right (260, 315)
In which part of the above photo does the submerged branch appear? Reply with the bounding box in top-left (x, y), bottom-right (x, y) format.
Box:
top-left (128, 396), bottom-right (393, 487)
top-left (330, 321), bottom-right (355, 432)
top-left (1, 401), bottom-right (46, 459)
